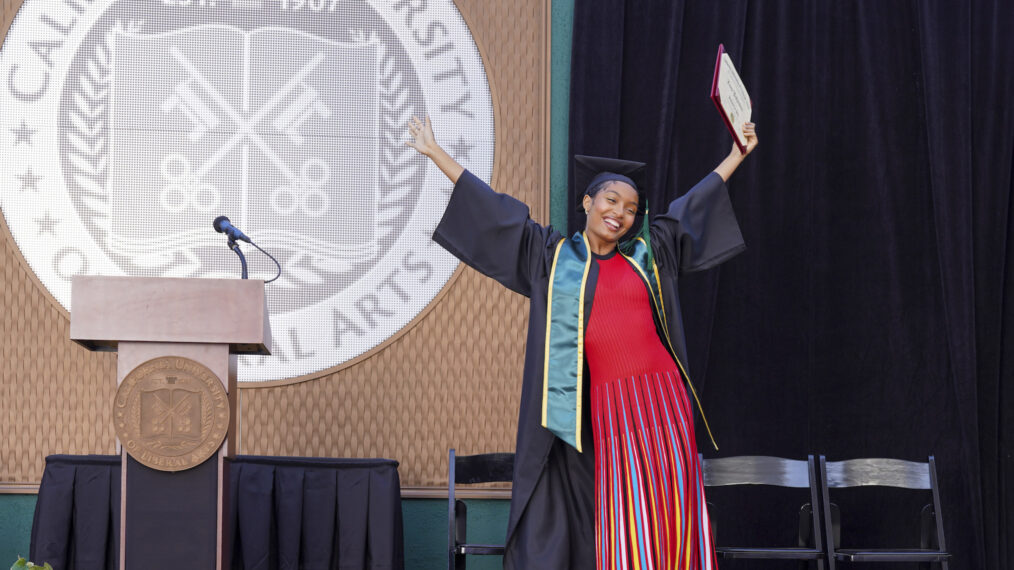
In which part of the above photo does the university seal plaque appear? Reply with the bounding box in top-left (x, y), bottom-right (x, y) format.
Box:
top-left (113, 356), bottom-right (230, 472)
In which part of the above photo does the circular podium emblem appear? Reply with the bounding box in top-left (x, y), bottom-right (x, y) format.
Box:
top-left (113, 357), bottom-right (230, 472)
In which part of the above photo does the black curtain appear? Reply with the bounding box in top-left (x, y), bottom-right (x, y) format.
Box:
top-left (569, 1), bottom-right (1013, 567)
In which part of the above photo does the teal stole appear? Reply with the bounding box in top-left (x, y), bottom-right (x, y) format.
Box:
top-left (540, 231), bottom-right (718, 452)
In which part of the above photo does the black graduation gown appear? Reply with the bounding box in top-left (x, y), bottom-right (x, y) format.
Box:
top-left (433, 169), bottom-right (745, 569)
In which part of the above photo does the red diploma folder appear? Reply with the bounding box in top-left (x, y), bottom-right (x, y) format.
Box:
top-left (710, 44), bottom-right (752, 154)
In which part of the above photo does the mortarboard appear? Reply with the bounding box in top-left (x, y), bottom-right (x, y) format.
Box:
top-left (573, 155), bottom-right (648, 214)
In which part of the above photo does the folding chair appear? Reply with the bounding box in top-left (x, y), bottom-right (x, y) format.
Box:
top-left (820, 455), bottom-right (950, 568)
top-left (701, 454), bottom-right (828, 568)
top-left (447, 449), bottom-right (514, 570)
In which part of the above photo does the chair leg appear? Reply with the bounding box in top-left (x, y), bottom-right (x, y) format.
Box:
top-left (919, 503), bottom-right (947, 570)
top-left (797, 503), bottom-right (812, 548)
top-left (448, 449), bottom-right (456, 570)
top-left (919, 504), bottom-right (938, 550)
top-left (454, 500), bottom-right (467, 570)
top-left (795, 503), bottom-right (826, 570)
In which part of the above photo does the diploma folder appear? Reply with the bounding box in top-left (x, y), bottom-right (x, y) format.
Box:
top-left (710, 44), bottom-right (752, 154)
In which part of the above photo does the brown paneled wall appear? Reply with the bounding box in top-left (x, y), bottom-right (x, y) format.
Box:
top-left (0, 0), bottom-right (549, 491)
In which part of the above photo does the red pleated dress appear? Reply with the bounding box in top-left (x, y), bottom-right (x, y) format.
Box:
top-left (585, 250), bottom-right (717, 570)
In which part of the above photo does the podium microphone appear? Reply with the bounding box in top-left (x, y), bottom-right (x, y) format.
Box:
top-left (212, 215), bottom-right (282, 283)
top-left (213, 215), bottom-right (253, 243)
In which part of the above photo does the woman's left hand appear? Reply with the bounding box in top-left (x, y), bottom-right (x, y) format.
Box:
top-left (734, 122), bottom-right (758, 157)
top-left (714, 122), bottom-right (758, 181)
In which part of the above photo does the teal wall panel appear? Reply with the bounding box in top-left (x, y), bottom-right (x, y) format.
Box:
top-left (0, 495), bottom-right (36, 566)
top-left (550, 0), bottom-right (575, 232)
top-left (403, 499), bottom-right (508, 570)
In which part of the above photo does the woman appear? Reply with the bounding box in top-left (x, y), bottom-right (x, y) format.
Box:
top-left (409, 116), bottom-right (758, 569)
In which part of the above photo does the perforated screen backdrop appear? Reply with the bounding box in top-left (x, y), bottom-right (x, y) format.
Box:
top-left (0, 0), bottom-right (495, 382)
top-left (0, 0), bottom-right (549, 488)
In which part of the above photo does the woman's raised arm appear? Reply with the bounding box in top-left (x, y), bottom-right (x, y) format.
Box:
top-left (406, 116), bottom-right (557, 297)
top-left (712, 122), bottom-right (759, 182)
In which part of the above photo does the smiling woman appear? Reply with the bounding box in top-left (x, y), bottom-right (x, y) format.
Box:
top-left (582, 179), bottom-right (639, 253)
top-left (409, 116), bottom-right (756, 569)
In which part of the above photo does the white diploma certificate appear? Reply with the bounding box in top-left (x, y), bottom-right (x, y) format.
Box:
top-left (710, 44), bottom-right (752, 153)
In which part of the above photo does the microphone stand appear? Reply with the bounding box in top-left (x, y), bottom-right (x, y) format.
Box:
top-left (228, 236), bottom-right (249, 280)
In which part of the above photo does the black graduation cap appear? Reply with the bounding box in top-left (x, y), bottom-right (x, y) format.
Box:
top-left (573, 155), bottom-right (648, 214)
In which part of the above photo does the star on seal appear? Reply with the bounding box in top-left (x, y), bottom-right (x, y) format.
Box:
top-left (18, 168), bottom-right (41, 192)
top-left (11, 121), bottom-right (36, 146)
top-left (34, 211), bottom-right (59, 237)
top-left (448, 137), bottom-right (475, 161)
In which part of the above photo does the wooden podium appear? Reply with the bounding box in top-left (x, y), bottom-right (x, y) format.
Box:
top-left (70, 276), bottom-right (271, 570)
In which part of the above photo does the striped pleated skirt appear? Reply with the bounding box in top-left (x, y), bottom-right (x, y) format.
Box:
top-left (590, 369), bottom-right (716, 570)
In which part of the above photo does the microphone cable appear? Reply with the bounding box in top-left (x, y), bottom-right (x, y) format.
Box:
top-left (249, 240), bottom-right (282, 284)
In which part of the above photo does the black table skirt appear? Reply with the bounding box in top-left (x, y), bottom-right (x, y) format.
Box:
top-left (30, 454), bottom-right (404, 570)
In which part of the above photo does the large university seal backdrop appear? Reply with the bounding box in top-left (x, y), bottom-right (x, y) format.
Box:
top-left (0, 0), bottom-right (494, 382)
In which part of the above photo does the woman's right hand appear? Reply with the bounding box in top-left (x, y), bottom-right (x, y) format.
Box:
top-left (405, 115), bottom-right (465, 183)
top-left (407, 115), bottom-right (440, 157)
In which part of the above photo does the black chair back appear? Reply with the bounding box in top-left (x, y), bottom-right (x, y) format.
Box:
top-left (453, 452), bottom-right (514, 484)
top-left (447, 449), bottom-right (514, 570)
top-left (819, 455), bottom-right (950, 568)
top-left (701, 454), bottom-right (828, 569)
